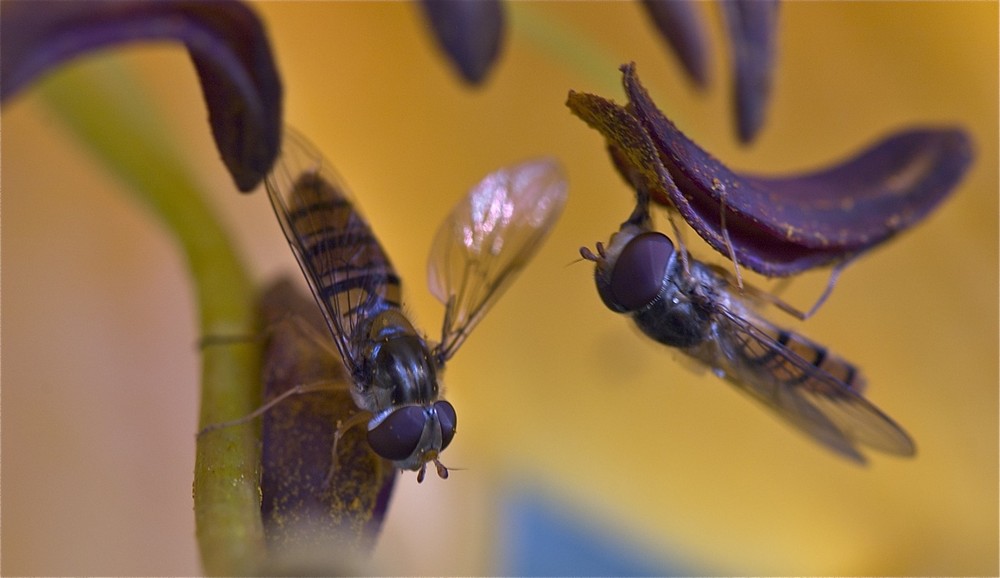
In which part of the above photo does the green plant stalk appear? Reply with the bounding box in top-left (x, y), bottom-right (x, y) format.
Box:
top-left (36, 57), bottom-right (266, 575)
top-left (509, 2), bottom-right (623, 96)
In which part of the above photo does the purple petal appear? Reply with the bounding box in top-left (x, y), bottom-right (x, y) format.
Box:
top-left (640, 0), bottom-right (711, 88)
top-left (420, 0), bottom-right (505, 85)
top-left (0, 0), bottom-right (282, 192)
top-left (568, 63), bottom-right (974, 276)
top-left (721, 0), bottom-right (779, 142)
top-left (259, 279), bottom-right (395, 555)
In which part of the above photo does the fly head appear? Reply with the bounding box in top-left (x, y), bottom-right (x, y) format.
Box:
top-left (366, 400), bottom-right (457, 480)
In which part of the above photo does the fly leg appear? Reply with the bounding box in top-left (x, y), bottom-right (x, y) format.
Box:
top-left (197, 380), bottom-right (345, 437)
top-left (198, 313), bottom-right (351, 437)
top-left (665, 210), bottom-right (692, 276)
top-left (709, 260), bottom-right (849, 320)
top-left (197, 332), bottom-right (263, 348)
top-left (713, 179), bottom-right (744, 290)
top-left (755, 262), bottom-right (847, 320)
top-left (323, 410), bottom-right (372, 488)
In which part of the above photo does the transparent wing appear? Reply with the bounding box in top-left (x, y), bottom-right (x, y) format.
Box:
top-left (703, 297), bottom-right (916, 461)
top-left (428, 158), bottom-right (568, 361)
top-left (265, 129), bottom-right (402, 376)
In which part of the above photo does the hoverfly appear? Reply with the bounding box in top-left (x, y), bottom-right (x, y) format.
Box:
top-left (580, 191), bottom-right (916, 463)
top-left (256, 130), bottom-right (567, 482)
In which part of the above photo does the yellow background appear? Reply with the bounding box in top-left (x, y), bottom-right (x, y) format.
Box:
top-left (2, 2), bottom-right (997, 575)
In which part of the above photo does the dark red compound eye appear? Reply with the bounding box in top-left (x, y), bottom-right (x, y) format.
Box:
top-left (436, 401), bottom-right (457, 451)
top-left (367, 406), bottom-right (426, 461)
top-left (610, 232), bottom-right (674, 311)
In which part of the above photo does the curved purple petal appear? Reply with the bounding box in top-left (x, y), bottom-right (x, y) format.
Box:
top-left (0, 0), bottom-right (282, 192)
top-left (566, 85), bottom-right (838, 274)
top-left (419, 0), bottom-right (505, 85)
top-left (641, 0), bottom-right (711, 88)
top-left (259, 279), bottom-right (395, 557)
top-left (568, 63), bottom-right (974, 276)
top-left (721, 0), bottom-right (779, 142)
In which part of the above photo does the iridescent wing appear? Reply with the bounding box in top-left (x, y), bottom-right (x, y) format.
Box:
top-left (702, 295), bottom-right (916, 462)
top-left (265, 130), bottom-right (402, 377)
top-left (428, 158), bottom-right (568, 361)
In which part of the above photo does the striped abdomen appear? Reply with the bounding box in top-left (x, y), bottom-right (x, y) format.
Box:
top-left (285, 172), bottom-right (402, 341)
top-left (724, 317), bottom-right (868, 396)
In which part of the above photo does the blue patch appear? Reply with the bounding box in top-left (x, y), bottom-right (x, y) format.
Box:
top-left (498, 488), bottom-right (695, 576)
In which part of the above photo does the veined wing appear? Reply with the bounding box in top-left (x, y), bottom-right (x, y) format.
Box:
top-left (428, 158), bottom-right (568, 361)
top-left (265, 129), bottom-right (402, 376)
top-left (702, 294), bottom-right (916, 462)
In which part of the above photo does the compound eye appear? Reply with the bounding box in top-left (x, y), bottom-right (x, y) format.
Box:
top-left (610, 232), bottom-right (673, 311)
top-left (367, 406), bottom-right (426, 461)
top-left (435, 401), bottom-right (457, 450)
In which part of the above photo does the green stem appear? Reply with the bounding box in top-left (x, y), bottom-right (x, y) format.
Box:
top-left (509, 2), bottom-right (623, 96)
top-left (37, 57), bottom-right (265, 575)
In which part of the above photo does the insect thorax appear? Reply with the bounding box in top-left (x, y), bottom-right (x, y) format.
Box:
top-left (632, 260), bottom-right (715, 349)
top-left (357, 309), bottom-right (440, 414)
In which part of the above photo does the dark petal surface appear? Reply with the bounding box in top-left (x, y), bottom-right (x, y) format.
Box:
top-left (259, 279), bottom-right (395, 562)
top-left (0, 0), bottom-right (282, 192)
top-left (640, 0), bottom-right (711, 88)
top-left (568, 63), bottom-right (973, 276)
top-left (419, 0), bottom-right (505, 85)
top-left (721, 0), bottom-right (779, 143)
top-left (620, 63), bottom-right (973, 275)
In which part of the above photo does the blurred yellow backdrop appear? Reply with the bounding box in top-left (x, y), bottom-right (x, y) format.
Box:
top-left (2, 2), bottom-right (996, 575)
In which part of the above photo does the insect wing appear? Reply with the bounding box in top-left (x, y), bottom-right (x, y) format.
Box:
top-left (428, 158), bottom-right (568, 360)
top-left (265, 130), bottom-right (402, 376)
top-left (709, 301), bottom-right (916, 461)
